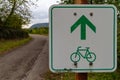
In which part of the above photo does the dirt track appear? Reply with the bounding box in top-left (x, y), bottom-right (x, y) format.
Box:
top-left (0, 34), bottom-right (49, 80)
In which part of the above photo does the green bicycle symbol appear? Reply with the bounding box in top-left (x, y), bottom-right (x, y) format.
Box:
top-left (70, 46), bottom-right (96, 63)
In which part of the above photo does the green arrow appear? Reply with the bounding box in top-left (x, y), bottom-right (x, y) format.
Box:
top-left (71, 15), bottom-right (96, 40)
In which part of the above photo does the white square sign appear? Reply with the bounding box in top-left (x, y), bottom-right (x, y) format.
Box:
top-left (49, 5), bottom-right (117, 72)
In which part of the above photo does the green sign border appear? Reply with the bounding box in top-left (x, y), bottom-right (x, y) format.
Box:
top-left (49, 5), bottom-right (117, 72)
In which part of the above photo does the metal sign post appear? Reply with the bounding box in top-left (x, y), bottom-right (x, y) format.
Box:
top-left (74, 0), bottom-right (88, 80)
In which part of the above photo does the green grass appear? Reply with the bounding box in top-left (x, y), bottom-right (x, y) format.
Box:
top-left (43, 71), bottom-right (120, 80)
top-left (88, 71), bottom-right (120, 80)
top-left (0, 37), bottom-right (32, 54)
top-left (43, 71), bottom-right (75, 80)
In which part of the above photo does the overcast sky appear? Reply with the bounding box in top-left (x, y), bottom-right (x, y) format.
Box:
top-left (23, 0), bottom-right (59, 28)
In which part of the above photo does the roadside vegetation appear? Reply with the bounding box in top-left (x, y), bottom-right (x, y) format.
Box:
top-left (43, 71), bottom-right (75, 80)
top-left (0, 0), bottom-right (35, 40)
top-left (0, 37), bottom-right (32, 55)
top-left (27, 27), bottom-right (49, 35)
top-left (0, 0), bottom-right (35, 54)
top-left (44, 68), bottom-right (120, 80)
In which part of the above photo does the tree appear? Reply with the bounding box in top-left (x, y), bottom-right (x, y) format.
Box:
top-left (0, 0), bottom-right (36, 29)
top-left (59, 0), bottom-right (74, 4)
top-left (6, 14), bottom-right (24, 29)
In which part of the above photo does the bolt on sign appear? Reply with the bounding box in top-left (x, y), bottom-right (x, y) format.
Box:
top-left (49, 5), bottom-right (117, 72)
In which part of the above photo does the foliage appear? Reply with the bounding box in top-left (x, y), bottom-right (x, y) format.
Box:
top-left (43, 71), bottom-right (75, 80)
top-left (44, 71), bottom-right (120, 80)
top-left (28, 27), bottom-right (49, 35)
top-left (0, 27), bottom-right (29, 40)
top-left (88, 71), bottom-right (120, 80)
top-left (0, 0), bottom-right (36, 28)
top-left (0, 0), bottom-right (37, 39)
top-left (5, 14), bottom-right (23, 29)
top-left (60, 0), bottom-right (74, 4)
top-left (118, 28), bottom-right (120, 68)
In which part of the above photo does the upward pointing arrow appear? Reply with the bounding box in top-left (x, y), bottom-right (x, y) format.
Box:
top-left (71, 15), bottom-right (96, 40)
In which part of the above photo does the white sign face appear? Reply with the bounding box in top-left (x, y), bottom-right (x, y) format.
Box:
top-left (49, 5), bottom-right (117, 72)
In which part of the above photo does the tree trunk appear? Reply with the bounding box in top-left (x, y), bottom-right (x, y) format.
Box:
top-left (4, 0), bottom-right (16, 27)
top-left (74, 0), bottom-right (88, 4)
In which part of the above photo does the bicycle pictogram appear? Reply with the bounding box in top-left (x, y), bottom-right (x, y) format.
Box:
top-left (70, 46), bottom-right (96, 63)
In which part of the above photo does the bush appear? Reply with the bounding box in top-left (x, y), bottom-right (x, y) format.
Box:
top-left (0, 27), bottom-right (29, 40)
top-left (28, 27), bottom-right (48, 35)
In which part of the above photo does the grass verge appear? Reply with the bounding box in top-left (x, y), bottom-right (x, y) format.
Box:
top-left (88, 73), bottom-right (120, 80)
top-left (0, 37), bottom-right (32, 54)
top-left (43, 71), bottom-right (75, 80)
top-left (43, 71), bottom-right (120, 80)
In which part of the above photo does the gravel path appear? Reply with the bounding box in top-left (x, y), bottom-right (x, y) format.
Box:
top-left (0, 34), bottom-right (49, 80)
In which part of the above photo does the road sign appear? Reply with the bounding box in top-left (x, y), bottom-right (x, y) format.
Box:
top-left (49, 5), bottom-right (117, 72)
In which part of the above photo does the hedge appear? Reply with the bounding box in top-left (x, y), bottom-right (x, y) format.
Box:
top-left (0, 27), bottom-right (29, 39)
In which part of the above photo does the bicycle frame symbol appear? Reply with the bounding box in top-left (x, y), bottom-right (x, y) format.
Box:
top-left (70, 46), bottom-right (96, 63)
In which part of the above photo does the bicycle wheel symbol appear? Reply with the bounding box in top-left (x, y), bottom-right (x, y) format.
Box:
top-left (70, 52), bottom-right (80, 62)
top-left (86, 52), bottom-right (96, 62)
